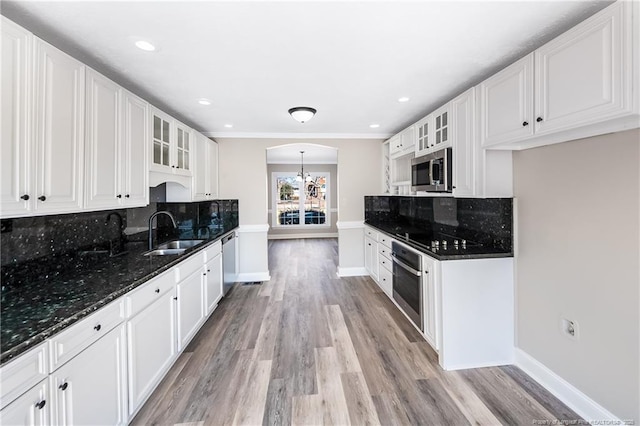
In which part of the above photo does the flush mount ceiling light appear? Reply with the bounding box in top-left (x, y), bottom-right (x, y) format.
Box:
top-left (197, 98), bottom-right (211, 105)
top-left (369, 124), bottom-right (380, 128)
top-left (288, 107), bottom-right (317, 124)
top-left (224, 124), bottom-right (233, 128)
top-left (296, 151), bottom-right (312, 182)
top-left (398, 97), bottom-right (410, 103)
top-left (135, 40), bottom-right (156, 52)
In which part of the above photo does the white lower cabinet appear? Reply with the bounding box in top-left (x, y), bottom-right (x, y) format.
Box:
top-left (176, 268), bottom-right (205, 352)
top-left (377, 264), bottom-right (392, 297)
top-left (204, 252), bottom-right (223, 316)
top-left (0, 379), bottom-right (49, 426)
top-left (126, 286), bottom-right (176, 417)
top-left (364, 236), bottom-right (378, 282)
top-left (50, 324), bottom-right (127, 426)
top-left (421, 255), bottom-right (438, 351)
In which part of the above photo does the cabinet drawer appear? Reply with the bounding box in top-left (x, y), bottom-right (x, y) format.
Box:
top-left (202, 240), bottom-right (222, 263)
top-left (174, 254), bottom-right (203, 282)
top-left (379, 255), bottom-right (392, 272)
top-left (126, 270), bottom-right (174, 318)
top-left (378, 245), bottom-right (392, 261)
top-left (49, 299), bottom-right (124, 372)
top-left (0, 342), bottom-right (48, 410)
top-left (364, 227), bottom-right (378, 241)
top-left (378, 265), bottom-right (392, 297)
top-left (378, 234), bottom-right (392, 248)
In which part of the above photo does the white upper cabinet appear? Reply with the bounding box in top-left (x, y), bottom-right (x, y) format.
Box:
top-left (121, 90), bottom-right (149, 207)
top-left (478, 54), bottom-right (535, 148)
top-left (32, 38), bottom-right (85, 215)
top-left (389, 125), bottom-right (415, 158)
top-left (193, 132), bottom-right (219, 201)
top-left (479, 1), bottom-right (637, 150)
top-left (432, 104), bottom-right (451, 151)
top-left (450, 89), bottom-right (475, 197)
top-left (150, 108), bottom-right (193, 178)
top-left (85, 71), bottom-right (149, 210)
top-left (416, 104), bottom-right (451, 157)
top-left (0, 17), bottom-right (32, 218)
top-left (84, 69), bottom-right (120, 209)
top-left (534, 1), bottom-right (630, 134)
top-left (415, 115), bottom-right (432, 157)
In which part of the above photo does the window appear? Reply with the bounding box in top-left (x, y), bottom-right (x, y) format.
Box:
top-left (273, 172), bottom-right (329, 227)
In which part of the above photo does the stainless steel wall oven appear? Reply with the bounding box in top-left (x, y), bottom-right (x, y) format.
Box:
top-left (391, 241), bottom-right (423, 331)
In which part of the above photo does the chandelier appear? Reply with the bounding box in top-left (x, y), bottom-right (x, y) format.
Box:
top-left (296, 151), bottom-right (312, 182)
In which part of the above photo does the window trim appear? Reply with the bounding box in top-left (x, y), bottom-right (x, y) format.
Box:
top-left (271, 171), bottom-right (331, 229)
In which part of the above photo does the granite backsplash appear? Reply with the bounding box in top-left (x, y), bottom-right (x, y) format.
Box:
top-left (364, 196), bottom-right (513, 252)
top-left (0, 200), bottom-right (238, 291)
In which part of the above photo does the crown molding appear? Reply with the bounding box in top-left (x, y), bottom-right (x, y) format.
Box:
top-left (201, 132), bottom-right (392, 140)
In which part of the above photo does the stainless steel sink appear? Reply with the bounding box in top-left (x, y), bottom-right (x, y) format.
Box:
top-left (143, 239), bottom-right (205, 256)
top-left (156, 239), bottom-right (204, 250)
top-left (143, 248), bottom-right (187, 256)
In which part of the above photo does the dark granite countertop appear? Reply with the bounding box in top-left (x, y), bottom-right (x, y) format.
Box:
top-left (365, 222), bottom-right (513, 261)
top-left (0, 226), bottom-right (237, 366)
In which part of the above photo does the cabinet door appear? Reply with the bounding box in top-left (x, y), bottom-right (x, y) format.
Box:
top-left (388, 135), bottom-right (402, 156)
top-left (415, 115), bottom-right (431, 157)
top-left (84, 69), bottom-right (120, 210)
top-left (535, 2), bottom-right (629, 135)
top-left (33, 39), bottom-right (85, 215)
top-left (126, 289), bottom-right (176, 415)
top-left (364, 237), bottom-right (378, 282)
top-left (204, 253), bottom-right (223, 315)
top-left (173, 124), bottom-right (192, 176)
top-left (192, 133), bottom-right (209, 201)
top-left (422, 255), bottom-right (438, 351)
top-left (451, 88), bottom-right (476, 197)
top-left (51, 325), bottom-right (127, 426)
top-left (0, 17), bottom-right (32, 218)
top-left (150, 109), bottom-right (172, 173)
top-left (176, 269), bottom-right (205, 351)
top-left (0, 379), bottom-right (49, 426)
top-left (378, 265), bottom-right (392, 297)
top-left (432, 104), bottom-right (450, 150)
top-left (208, 139), bottom-right (219, 199)
top-left (122, 91), bottom-right (148, 207)
top-left (399, 125), bottom-right (415, 154)
top-left (478, 54), bottom-right (534, 148)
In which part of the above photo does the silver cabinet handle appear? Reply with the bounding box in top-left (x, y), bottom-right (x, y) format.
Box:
top-left (391, 256), bottom-right (421, 276)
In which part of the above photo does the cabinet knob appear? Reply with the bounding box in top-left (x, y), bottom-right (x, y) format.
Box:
top-left (173, 296), bottom-right (178, 300)
top-left (522, 121), bottom-right (529, 126)
top-left (125, 194), bottom-right (130, 198)
top-left (172, 165), bottom-right (176, 168)
top-left (536, 117), bottom-right (543, 122)
top-left (59, 382), bottom-right (68, 391)
top-left (203, 273), bottom-right (207, 276)
top-left (207, 269), bottom-right (211, 272)
top-left (155, 288), bottom-right (160, 293)
top-left (38, 195), bottom-right (46, 202)
top-left (94, 324), bottom-right (101, 331)
top-left (20, 194), bottom-right (30, 201)
top-left (116, 194), bottom-right (122, 199)
top-left (35, 400), bottom-right (46, 409)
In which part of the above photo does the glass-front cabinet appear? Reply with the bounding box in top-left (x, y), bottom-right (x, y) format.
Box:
top-left (150, 107), bottom-right (192, 176)
top-left (415, 104), bottom-right (451, 158)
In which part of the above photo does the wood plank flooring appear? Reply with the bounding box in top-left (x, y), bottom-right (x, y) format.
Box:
top-left (131, 238), bottom-right (581, 426)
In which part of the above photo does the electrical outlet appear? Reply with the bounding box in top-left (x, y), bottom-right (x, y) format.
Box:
top-left (561, 318), bottom-right (579, 340)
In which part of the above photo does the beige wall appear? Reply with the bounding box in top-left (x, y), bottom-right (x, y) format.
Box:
top-left (513, 129), bottom-right (640, 420)
top-left (217, 138), bottom-right (382, 225)
top-left (267, 163), bottom-right (338, 237)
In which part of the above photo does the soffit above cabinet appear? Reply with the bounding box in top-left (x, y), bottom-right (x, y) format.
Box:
top-left (0, 0), bottom-right (612, 138)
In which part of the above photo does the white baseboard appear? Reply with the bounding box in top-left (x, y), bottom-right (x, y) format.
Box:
top-left (336, 221), bottom-right (364, 230)
top-left (236, 272), bottom-right (271, 283)
top-left (336, 267), bottom-right (368, 277)
top-left (268, 233), bottom-right (338, 240)
top-left (514, 348), bottom-right (621, 422)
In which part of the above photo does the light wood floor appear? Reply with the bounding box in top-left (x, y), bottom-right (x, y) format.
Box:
top-left (131, 238), bottom-right (580, 426)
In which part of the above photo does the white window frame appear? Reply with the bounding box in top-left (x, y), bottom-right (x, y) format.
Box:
top-left (271, 171), bottom-right (331, 229)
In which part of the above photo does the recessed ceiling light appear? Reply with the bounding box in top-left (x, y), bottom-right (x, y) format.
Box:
top-left (398, 97), bottom-right (410, 103)
top-left (224, 124), bottom-right (233, 128)
top-left (369, 124), bottom-right (380, 128)
top-left (135, 40), bottom-right (156, 52)
top-left (198, 98), bottom-right (211, 105)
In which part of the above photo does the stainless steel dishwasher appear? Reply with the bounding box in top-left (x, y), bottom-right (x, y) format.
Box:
top-left (222, 232), bottom-right (237, 296)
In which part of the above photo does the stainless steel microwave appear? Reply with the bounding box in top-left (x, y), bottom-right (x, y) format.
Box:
top-left (411, 148), bottom-right (452, 192)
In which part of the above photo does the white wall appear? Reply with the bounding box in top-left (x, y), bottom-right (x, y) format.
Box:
top-left (513, 129), bottom-right (640, 421)
top-left (217, 138), bottom-right (382, 278)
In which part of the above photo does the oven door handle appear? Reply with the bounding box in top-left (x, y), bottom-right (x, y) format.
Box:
top-left (391, 255), bottom-right (422, 277)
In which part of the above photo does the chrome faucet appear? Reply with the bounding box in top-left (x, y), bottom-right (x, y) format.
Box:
top-left (148, 211), bottom-right (177, 250)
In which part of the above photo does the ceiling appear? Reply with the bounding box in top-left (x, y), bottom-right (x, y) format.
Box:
top-left (2, 0), bottom-right (611, 139)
